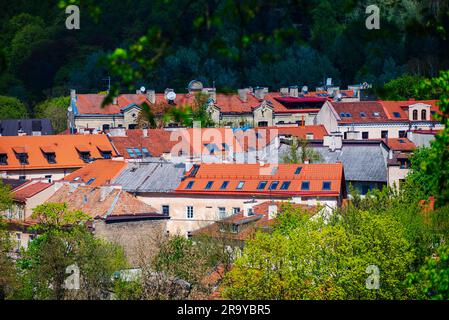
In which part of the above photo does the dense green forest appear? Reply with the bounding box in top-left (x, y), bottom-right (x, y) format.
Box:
top-left (0, 0), bottom-right (448, 114)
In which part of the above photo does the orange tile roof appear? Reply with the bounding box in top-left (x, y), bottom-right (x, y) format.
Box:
top-left (176, 163), bottom-right (344, 197)
top-left (379, 100), bottom-right (440, 121)
top-left (0, 135), bottom-right (117, 170)
top-left (383, 138), bottom-right (416, 152)
top-left (12, 181), bottom-right (53, 202)
top-left (63, 160), bottom-right (126, 187)
top-left (47, 185), bottom-right (161, 220)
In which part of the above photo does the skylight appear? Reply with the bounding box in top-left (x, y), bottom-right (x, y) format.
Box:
top-left (373, 112), bottom-right (380, 117)
top-left (133, 148), bottom-right (142, 157)
top-left (257, 181), bottom-right (268, 190)
top-left (205, 181), bottom-right (214, 190)
top-left (345, 113), bottom-right (352, 117)
top-left (301, 181), bottom-right (310, 190)
top-left (393, 112), bottom-right (401, 118)
top-left (186, 181), bottom-right (194, 189)
top-left (269, 181), bottom-right (279, 190)
top-left (220, 181), bottom-right (229, 190)
top-left (360, 112), bottom-right (366, 117)
top-left (142, 147), bottom-right (151, 157)
top-left (340, 112), bottom-right (346, 118)
top-left (322, 181), bottom-right (331, 190)
top-left (86, 178), bottom-right (96, 185)
top-left (294, 166), bottom-right (302, 174)
top-left (236, 181), bottom-right (245, 190)
top-left (126, 148), bottom-right (136, 158)
top-left (280, 181), bottom-right (291, 190)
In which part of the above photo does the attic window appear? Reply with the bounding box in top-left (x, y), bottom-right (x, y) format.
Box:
top-left (393, 112), bottom-right (401, 118)
top-left (269, 181), bottom-right (279, 190)
top-left (86, 178), bottom-right (96, 185)
top-left (45, 152), bottom-right (56, 164)
top-left (360, 112), bottom-right (366, 117)
top-left (322, 181), bottom-right (332, 190)
top-left (373, 112), bottom-right (380, 117)
top-left (142, 147), bottom-right (151, 157)
top-left (220, 181), bottom-right (229, 190)
top-left (301, 181), bottom-right (310, 190)
top-left (294, 166), bottom-right (302, 174)
top-left (101, 151), bottom-right (112, 159)
top-left (340, 113), bottom-right (346, 118)
top-left (236, 181), bottom-right (245, 190)
top-left (126, 148), bottom-right (136, 158)
top-left (345, 113), bottom-right (352, 117)
top-left (79, 151), bottom-right (91, 162)
top-left (16, 152), bottom-right (28, 165)
top-left (0, 153), bottom-right (7, 165)
top-left (205, 181), bottom-right (214, 190)
top-left (186, 181), bottom-right (194, 189)
top-left (257, 181), bottom-right (268, 190)
top-left (280, 181), bottom-right (291, 190)
top-left (133, 148), bottom-right (143, 157)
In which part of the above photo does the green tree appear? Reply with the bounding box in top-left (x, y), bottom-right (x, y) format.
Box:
top-left (34, 96), bottom-right (70, 133)
top-left (0, 95), bottom-right (27, 119)
top-left (282, 137), bottom-right (322, 164)
top-left (378, 75), bottom-right (428, 100)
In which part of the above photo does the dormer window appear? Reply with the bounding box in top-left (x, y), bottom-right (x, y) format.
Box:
top-left (76, 145), bottom-right (91, 162)
top-left (13, 147), bottom-right (28, 165)
top-left (41, 147), bottom-right (56, 164)
top-left (98, 146), bottom-right (113, 159)
top-left (0, 153), bottom-right (7, 165)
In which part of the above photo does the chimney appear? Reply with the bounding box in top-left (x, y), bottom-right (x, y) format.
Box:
top-left (345, 131), bottom-right (360, 140)
top-left (112, 97), bottom-right (118, 105)
top-left (289, 86), bottom-right (299, 98)
top-left (70, 89), bottom-right (76, 100)
top-left (323, 134), bottom-right (343, 151)
top-left (254, 87), bottom-right (265, 100)
top-left (142, 128), bottom-right (148, 137)
top-left (238, 89), bottom-right (248, 102)
top-left (388, 149), bottom-right (394, 160)
top-left (268, 203), bottom-right (278, 220)
top-left (146, 90), bottom-right (156, 104)
top-left (280, 87), bottom-right (289, 96)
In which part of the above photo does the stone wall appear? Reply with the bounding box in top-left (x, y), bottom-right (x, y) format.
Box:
top-left (93, 218), bottom-right (168, 267)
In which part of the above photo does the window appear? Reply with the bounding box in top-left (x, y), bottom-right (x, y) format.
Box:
top-left (101, 151), bottom-right (112, 159)
top-left (126, 148), bottom-right (136, 158)
top-left (398, 139), bottom-right (405, 144)
top-left (322, 181), bottom-right (332, 190)
top-left (220, 181), bottom-right (229, 189)
top-left (79, 151), bottom-right (90, 162)
top-left (45, 175), bottom-right (52, 183)
top-left (345, 113), bottom-right (352, 117)
top-left (232, 207), bottom-right (240, 214)
top-left (205, 181), bottom-right (214, 190)
top-left (269, 181), bottom-right (279, 190)
top-left (186, 206), bottom-right (194, 219)
top-left (231, 224), bottom-right (238, 233)
top-left (373, 112), bottom-right (380, 117)
top-left (360, 112), bottom-right (366, 118)
top-left (280, 181), bottom-right (291, 190)
top-left (258, 121), bottom-right (268, 127)
top-left (186, 181), bottom-right (194, 189)
top-left (133, 148), bottom-right (142, 157)
top-left (247, 208), bottom-right (254, 216)
top-left (399, 130), bottom-right (407, 138)
top-left (361, 185), bottom-right (371, 195)
top-left (19, 176), bottom-right (26, 180)
top-left (218, 207), bottom-right (226, 219)
top-left (44, 152), bottom-right (56, 164)
top-left (393, 112), bottom-right (401, 118)
top-left (86, 178), bottom-right (96, 185)
top-left (381, 131), bottom-right (388, 139)
top-left (17, 153), bottom-right (28, 165)
top-left (236, 181), bottom-right (245, 190)
top-left (306, 133), bottom-right (314, 140)
top-left (294, 166), bottom-right (302, 174)
top-left (187, 231), bottom-right (193, 239)
top-left (142, 148), bottom-right (151, 157)
top-left (301, 181), bottom-right (310, 190)
top-left (400, 159), bottom-right (409, 169)
top-left (340, 112), bottom-right (346, 118)
top-left (0, 153), bottom-right (7, 165)
top-left (421, 109), bottom-right (427, 120)
top-left (412, 110), bottom-right (418, 120)
top-left (162, 205), bottom-right (169, 215)
top-left (257, 181), bottom-right (268, 190)
top-left (362, 132), bottom-right (369, 139)
top-left (102, 124), bottom-right (110, 131)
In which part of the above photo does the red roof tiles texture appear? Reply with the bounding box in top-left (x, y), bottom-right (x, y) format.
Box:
top-left (63, 160), bottom-right (126, 187)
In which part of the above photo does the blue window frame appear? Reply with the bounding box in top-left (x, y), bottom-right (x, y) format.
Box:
top-left (301, 181), bottom-right (310, 190)
top-left (186, 181), bottom-right (194, 189)
top-left (220, 181), bottom-right (229, 190)
top-left (257, 181), bottom-right (268, 190)
top-left (295, 166), bottom-right (302, 174)
top-left (269, 181), bottom-right (279, 190)
top-left (205, 181), bottom-right (214, 190)
top-left (322, 181), bottom-right (331, 190)
top-left (280, 181), bottom-right (291, 190)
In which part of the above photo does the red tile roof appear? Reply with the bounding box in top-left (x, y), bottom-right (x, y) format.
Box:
top-left (63, 160), bottom-right (126, 186)
top-left (383, 138), bottom-right (416, 152)
top-left (0, 135), bottom-right (117, 170)
top-left (330, 101), bottom-right (390, 123)
top-left (12, 181), bottom-right (53, 202)
top-left (176, 163), bottom-right (344, 197)
top-left (379, 100), bottom-right (440, 120)
top-left (47, 185), bottom-right (160, 219)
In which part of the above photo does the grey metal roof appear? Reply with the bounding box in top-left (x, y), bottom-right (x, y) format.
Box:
top-left (0, 119), bottom-right (53, 136)
top-left (278, 143), bottom-right (387, 183)
top-left (113, 159), bottom-right (186, 192)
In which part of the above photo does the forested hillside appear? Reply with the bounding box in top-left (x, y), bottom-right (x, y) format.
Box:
top-left (0, 0), bottom-right (448, 111)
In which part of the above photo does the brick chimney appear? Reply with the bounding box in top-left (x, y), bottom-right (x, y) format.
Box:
top-left (289, 86), bottom-right (299, 98)
top-left (254, 87), bottom-right (266, 100)
top-left (146, 90), bottom-right (156, 104)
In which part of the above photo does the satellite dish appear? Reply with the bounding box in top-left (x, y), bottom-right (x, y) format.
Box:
top-left (187, 80), bottom-right (203, 93)
top-left (140, 86), bottom-right (146, 93)
top-left (166, 91), bottom-right (177, 101)
top-left (67, 106), bottom-right (73, 112)
top-left (302, 86), bottom-right (308, 93)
